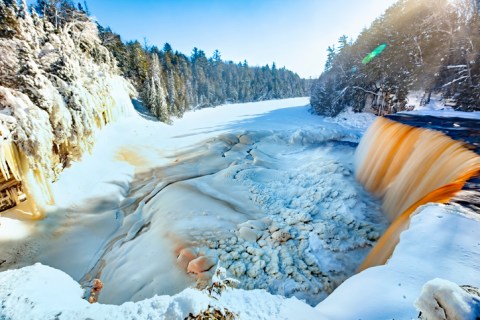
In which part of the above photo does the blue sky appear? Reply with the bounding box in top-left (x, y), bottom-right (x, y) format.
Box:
top-left (84, 0), bottom-right (396, 78)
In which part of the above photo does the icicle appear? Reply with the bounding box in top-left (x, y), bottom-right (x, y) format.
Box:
top-left (5, 141), bottom-right (23, 182)
top-left (0, 145), bottom-right (11, 181)
top-left (0, 11), bottom-right (136, 219)
top-left (0, 139), bottom-right (55, 219)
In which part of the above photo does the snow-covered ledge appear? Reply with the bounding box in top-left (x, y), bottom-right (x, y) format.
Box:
top-left (415, 278), bottom-right (480, 319)
top-left (0, 263), bottom-right (320, 319)
top-left (315, 203), bottom-right (480, 319)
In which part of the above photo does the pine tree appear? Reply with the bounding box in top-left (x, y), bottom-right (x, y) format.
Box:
top-left (338, 35), bottom-right (348, 51)
top-left (324, 46), bottom-right (336, 71)
top-left (92, 23), bottom-right (307, 120)
top-left (312, 0), bottom-right (480, 115)
top-left (143, 53), bottom-right (169, 122)
top-left (0, 0), bottom-right (19, 38)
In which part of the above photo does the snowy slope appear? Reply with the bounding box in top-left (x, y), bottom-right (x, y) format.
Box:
top-left (315, 204), bottom-right (480, 319)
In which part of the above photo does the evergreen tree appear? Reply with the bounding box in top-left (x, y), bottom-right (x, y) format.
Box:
top-left (311, 0), bottom-right (480, 115)
top-left (0, 0), bottom-right (19, 38)
top-left (146, 53), bottom-right (169, 122)
top-left (92, 26), bottom-right (307, 121)
top-left (324, 46), bottom-right (336, 71)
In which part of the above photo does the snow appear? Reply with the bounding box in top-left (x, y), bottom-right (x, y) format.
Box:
top-left (325, 107), bottom-right (377, 130)
top-left (26, 97), bottom-right (383, 306)
top-left (0, 97), bottom-right (479, 319)
top-left (415, 278), bottom-right (480, 319)
top-left (403, 109), bottom-right (480, 120)
top-left (0, 98), bottom-right (386, 312)
top-left (0, 263), bottom-right (321, 320)
top-left (2, 204), bottom-right (479, 319)
top-left (404, 91), bottom-right (480, 119)
top-left (315, 204), bottom-right (480, 319)
top-left (0, 216), bottom-right (33, 241)
top-left (406, 91), bottom-right (453, 112)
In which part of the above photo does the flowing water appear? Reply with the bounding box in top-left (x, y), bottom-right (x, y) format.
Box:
top-left (356, 115), bottom-right (480, 271)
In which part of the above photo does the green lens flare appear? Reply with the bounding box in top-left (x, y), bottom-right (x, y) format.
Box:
top-left (362, 43), bottom-right (387, 64)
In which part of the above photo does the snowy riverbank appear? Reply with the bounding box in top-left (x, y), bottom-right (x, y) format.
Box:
top-left (0, 98), bottom-right (478, 319)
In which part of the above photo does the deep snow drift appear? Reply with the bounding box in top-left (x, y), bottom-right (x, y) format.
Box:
top-left (0, 263), bottom-right (321, 320)
top-left (416, 278), bottom-right (480, 319)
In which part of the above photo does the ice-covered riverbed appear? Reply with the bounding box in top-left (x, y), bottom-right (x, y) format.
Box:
top-left (1, 98), bottom-right (480, 319)
top-left (0, 98), bottom-right (386, 306)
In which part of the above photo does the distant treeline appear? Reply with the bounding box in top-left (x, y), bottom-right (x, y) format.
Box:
top-left (311, 0), bottom-right (480, 116)
top-left (25, 0), bottom-right (309, 122)
top-left (98, 28), bottom-right (310, 122)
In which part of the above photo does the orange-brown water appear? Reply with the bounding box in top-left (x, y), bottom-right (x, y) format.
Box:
top-left (355, 117), bottom-right (480, 271)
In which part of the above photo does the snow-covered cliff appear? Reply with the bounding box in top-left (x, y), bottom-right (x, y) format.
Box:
top-left (0, 1), bottom-right (135, 217)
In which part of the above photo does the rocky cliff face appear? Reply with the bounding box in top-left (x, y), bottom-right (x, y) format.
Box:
top-left (0, 1), bottom-right (135, 217)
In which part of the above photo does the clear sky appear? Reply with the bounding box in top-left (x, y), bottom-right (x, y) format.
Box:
top-left (84, 0), bottom-right (397, 79)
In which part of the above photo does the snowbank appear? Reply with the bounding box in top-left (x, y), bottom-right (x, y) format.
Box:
top-left (325, 107), bottom-right (377, 130)
top-left (403, 91), bottom-right (480, 119)
top-left (0, 263), bottom-right (320, 320)
top-left (415, 278), bottom-right (480, 320)
top-left (315, 204), bottom-right (480, 319)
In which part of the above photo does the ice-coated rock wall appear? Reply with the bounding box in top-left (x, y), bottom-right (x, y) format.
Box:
top-left (0, 1), bottom-right (135, 217)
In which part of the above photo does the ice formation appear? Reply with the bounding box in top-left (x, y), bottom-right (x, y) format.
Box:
top-left (84, 126), bottom-right (385, 306)
top-left (0, 97), bottom-right (387, 307)
top-left (0, 2), bottom-right (135, 218)
top-left (416, 278), bottom-right (480, 320)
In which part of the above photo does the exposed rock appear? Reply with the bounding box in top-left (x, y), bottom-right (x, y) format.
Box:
top-left (238, 226), bottom-right (262, 242)
top-left (176, 248), bottom-right (197, 270)
top-left (187, 256), bottom-right (216, 274)
top-left (271, 230), bottom-right (292, 243)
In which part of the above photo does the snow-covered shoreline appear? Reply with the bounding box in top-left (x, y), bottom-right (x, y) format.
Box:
top-left (2, 203), bottom-right (478, 319)
top-left (15, 98), bottom-right (385, 305)
top-left (316, 203), bottom-right (480, 319)
top-left (0, 98), bottom-right (479, 319)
